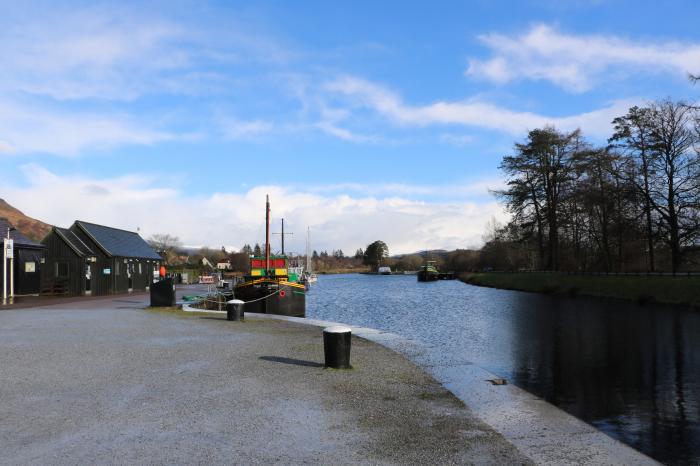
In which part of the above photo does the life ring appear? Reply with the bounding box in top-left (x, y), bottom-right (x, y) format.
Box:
top-left (279, 290), bottom-right (286, 298)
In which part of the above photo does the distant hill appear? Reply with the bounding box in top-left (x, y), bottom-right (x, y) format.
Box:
top-left (0, 199), bottom-right (52, 242)
top-left (392, 249), bottom-right (450, 259)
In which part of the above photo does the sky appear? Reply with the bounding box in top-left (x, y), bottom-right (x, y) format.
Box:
top-left (1, 0), bottom-right (699, 255)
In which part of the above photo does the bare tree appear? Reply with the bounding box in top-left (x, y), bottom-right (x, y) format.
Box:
top-left (148, 233), bottom-right (182, 265)
top-left (645, 100), bottom-right (700, 272)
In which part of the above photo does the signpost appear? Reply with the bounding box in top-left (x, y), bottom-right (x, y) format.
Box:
top-left (3, 237), bottom-right (13, 305)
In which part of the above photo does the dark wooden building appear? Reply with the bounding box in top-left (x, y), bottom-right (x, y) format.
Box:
top-left (41, 227), bottom-right (98, 296)
top-left (0, 218), bottom-right (46, 296)
top-left (42, 220), bottom-right (162, 296)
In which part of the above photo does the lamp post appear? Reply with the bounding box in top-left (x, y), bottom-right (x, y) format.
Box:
top-left (3, 226), bottom-right (16, 305)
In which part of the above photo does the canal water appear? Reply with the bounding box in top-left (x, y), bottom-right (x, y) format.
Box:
top-left (306, 274), bottom-right (700, 465)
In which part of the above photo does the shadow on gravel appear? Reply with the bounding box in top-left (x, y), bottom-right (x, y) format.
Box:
top-left (259, 356), bottom-right (324, 368)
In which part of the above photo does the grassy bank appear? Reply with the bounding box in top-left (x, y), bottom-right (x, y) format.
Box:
top-left (460, 272), bottom-right (700, 309)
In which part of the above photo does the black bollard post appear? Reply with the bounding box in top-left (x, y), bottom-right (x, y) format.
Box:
top-left (150, 278), bottom-right (175, 307)
top-left (226, 299), bottom-right (245, 321)
top-left (323, 326), bottom-right (352, 369)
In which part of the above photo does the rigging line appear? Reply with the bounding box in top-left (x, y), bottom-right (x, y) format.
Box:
top-left (195, 287), bottom-right (282, 306)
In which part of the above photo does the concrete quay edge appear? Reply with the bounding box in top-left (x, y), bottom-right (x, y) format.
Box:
top-left (191, 306), bottom-right (659, 466)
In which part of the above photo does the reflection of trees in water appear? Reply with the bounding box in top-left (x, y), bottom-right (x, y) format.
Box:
top-left (507, 296), bottom-right (700, 464)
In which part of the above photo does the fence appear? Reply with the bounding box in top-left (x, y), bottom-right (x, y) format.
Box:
top-left (479, 270), bottom-right (700, 278)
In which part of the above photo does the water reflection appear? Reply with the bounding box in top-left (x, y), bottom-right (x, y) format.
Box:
top-left (307, 274), bottom-right (700, 465)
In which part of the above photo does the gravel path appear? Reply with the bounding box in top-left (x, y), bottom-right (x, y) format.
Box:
top-left (0, 296), bottom-right (530, 465)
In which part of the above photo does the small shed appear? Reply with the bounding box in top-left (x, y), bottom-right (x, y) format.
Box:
top-left (0, 218), bottom-right (46, 296)
top-left (41, 227), bottom-right (98, 296)
top-left (64, 221), bottom-right (162, 295)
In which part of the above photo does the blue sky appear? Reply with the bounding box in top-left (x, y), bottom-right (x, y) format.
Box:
top-left (1, 0), bottom-right (699, 254)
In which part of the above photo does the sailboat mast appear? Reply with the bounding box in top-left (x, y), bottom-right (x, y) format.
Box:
top-left (265, 195), bottom-right (271, 274)
top-left (281, 219), bottom-right (285, 255)
top-left (306, 227), bottom-right (310, 271)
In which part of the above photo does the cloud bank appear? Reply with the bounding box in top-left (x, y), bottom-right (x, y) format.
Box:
top-left (324, 76), bottom-right (637, 139)
top-left (4, 165), bottom-right (505, 254)
top-left (466, 24), bottom-right (700, 92)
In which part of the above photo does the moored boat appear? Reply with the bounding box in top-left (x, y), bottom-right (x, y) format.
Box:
top-left (303, 227), bottom-right (318, 284)
top-left (234, 196), bottom-right (306, 317)
top-left (417, 262), bottom-right (439, 282)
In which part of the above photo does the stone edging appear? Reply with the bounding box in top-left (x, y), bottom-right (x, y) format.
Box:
top-left (181, 305), bottom-right (658, 465)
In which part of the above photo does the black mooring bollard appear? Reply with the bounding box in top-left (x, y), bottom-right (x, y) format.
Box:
top-left (150, 278), bottom-right (175, 307)
top-left (323, 326), bottom-right (352, 369)
top-left (226, 299), bottom-right (245, 321)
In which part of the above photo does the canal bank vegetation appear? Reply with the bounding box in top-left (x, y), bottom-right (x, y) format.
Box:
top-left (483, 99), bottom-right (700, 275)
top-left (442, 98), bottom-right (700, 307)
top-left (461, 272), bottom-right (700, 308)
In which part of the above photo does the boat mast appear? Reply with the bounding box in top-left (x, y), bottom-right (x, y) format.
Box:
top-left (306, 227), bottom-right (311, 272)
top-left (265, 195), bottom-right (271, 275)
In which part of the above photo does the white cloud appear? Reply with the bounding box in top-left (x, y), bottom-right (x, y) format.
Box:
top-left (0, 140), bottom-right (15, 154)
top-left (466, 24), bottom-right (700, 92)
top-left (325, 75), bottom-right (637, 138)
top-left (314, 121), bottom-right (377, 143)
top-left (440, 133), bottom-right (475, 147)
top-left (302, 179), bottom-right (504, 198)
top-left (1, 8), bottom-right (189, 101)
top-left (0, 4), bottom-right (297, 102)
top-left (3, 166), bottom-right (506, 253)
top-left (0, 99), bottom-right (174, 156)
top-left (222, 119), bottom-right (274, 139)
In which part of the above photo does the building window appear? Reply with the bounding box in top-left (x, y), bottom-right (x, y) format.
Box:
top-left (115, 261), bottom-right (120, 276)
top-left (55, 262), bottom-right (69, 278)
top-left (138, 263), bottom-right (143, 274)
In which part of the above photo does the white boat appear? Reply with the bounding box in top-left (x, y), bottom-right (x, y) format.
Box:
top-left (304, 227), bottom-right (318, 284)
top-left (378, 266), bottom-right (392, 275)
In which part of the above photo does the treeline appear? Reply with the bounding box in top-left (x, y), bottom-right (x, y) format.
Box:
top-left (228, 244), bottom-right (367, 273)
top-left (309, 249), bottom-right (365, 272)
top-left (486, 99), bottom-right (700, 273)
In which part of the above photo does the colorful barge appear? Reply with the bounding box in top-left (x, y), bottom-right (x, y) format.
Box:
top-left (233, 196), bottom-right (306, 317)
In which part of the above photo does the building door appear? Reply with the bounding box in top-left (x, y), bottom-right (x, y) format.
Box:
top-left (127, 262), bottom-right (133, 292)
top-left (85, 262), bottom-right (92, 295)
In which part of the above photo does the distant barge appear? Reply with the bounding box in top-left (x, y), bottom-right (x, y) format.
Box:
top-left (418, 261), bottom-right (455, 282)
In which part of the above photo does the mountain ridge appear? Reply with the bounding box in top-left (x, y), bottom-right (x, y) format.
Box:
top-left (0, 199), bottom-right (52, 242)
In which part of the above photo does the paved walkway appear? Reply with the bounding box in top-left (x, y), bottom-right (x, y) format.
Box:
top-left (0, 296), bottom-right (530, 465)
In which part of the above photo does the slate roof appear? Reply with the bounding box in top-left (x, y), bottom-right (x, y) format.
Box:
top-left (0, 218), bottom-right (45, 248)
top-left (72, 221), bottom-right (162, 260)
top-left (54, 227), bottom-right (95, 257)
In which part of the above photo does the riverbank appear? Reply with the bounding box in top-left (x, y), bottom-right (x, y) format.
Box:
top-left (0, 295), bottom-right (529, 465)
top-left (317, 267), bottom-right (369, 274)
top-left (460, 272), bottom-right (700, 308)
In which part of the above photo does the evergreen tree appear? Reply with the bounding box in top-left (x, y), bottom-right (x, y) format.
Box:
top-left (363, 240), bottom-right (389, 271)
